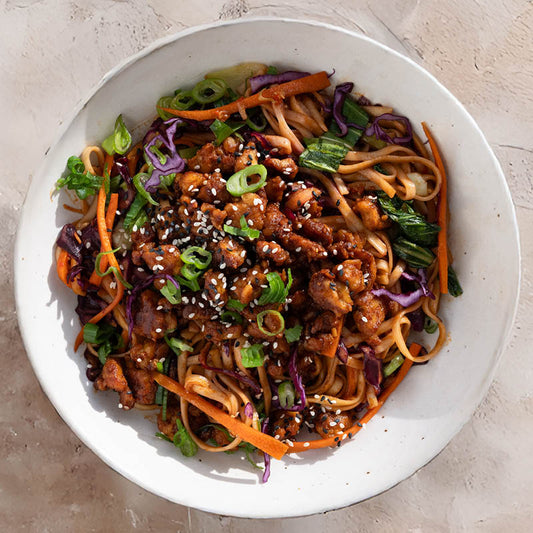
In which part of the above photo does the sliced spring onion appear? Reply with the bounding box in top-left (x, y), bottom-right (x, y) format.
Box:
top-left (447, 266), bottom-right (463, 297)
top-left (83, 323), bottom-right (105, 344)
top-left (171, 90), bottom-right (195, 110)
top-left (155, 357), bottom-right (172, 404)
top-left (123, 194), bottom-right (148, 232)
top-left (424, 316), bottom-right (438, 334)
top-left (210, 119), bottom-right (244, 145)
top-left (180, 246), bottom-right (212, 270)
top-left (284, 324), bottom-right (303, 343)
top-left (56, 156), bottom-right (103, 200)
top-left (226, 164), bottom-right (267, 196)
top-left (165, 336), bottom-right (193, 356)
top-left (157, 96), bottom-right (175, 120)
top-left (278, 381), bottom-right (296, 409)
top-left (102, 114), bottom-right (132, 156)
top-left (383, 354), bottom-right (405, 378)
top-left (178, 146), bottom-right (199, 159)
top-left (227, 299), bottom-right (246, 312)
top-left (180, 263), bottom-right (204, 281)
top-left (240, 344), bottom-right (265, 368)
top-left (392, 237), bottom-right (435, 268)
top-left (94, 248), bottom-right (133, 289)
top-left (223, 215), bottom-right (260, 240)
top-left (133, 173), bottom-right (158, 206)
top-left (220, 310), bottom-right (243, 324)
top-left (160, 279), bottom-right (181, 305)
top-left (161, 389), bottom-right (169, 421)
top-left (256, 310), bottom-right (285, 336)
top-left (176, 275), bottom-right (200, 292)
top-left (257, 269), bottom-right (293, 305)
top-left (191, 78), bottom-right (228, 104)
top-left (245, 109), bottom-right (267, 132)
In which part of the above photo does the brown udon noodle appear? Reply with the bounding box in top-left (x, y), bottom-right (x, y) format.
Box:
top-left (72, 89), bottom-right (446, 449)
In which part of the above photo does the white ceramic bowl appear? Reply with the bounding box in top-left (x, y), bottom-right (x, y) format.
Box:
top-left (15, 18), bottom-right (520, 518)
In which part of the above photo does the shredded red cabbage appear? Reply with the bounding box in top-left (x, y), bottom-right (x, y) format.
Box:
top-left (371, 268), bottom-right (434, 307)
top-left (115, 157), bottom-right (136, 210)
top-left (261, 417), bottom-right (271, 483)
top-left (57, 224), bottom-right (83, 263)
top-left (287, 348), bottom-right (307, 412)
top-left (336, 340), bottom-right (348, 364)
top-left (357, 94), bottom-right (372, 106)
top-left (332, 82), bottom-right (355, 136)
top-left (362, 345), bottom-right (382, 393)
top-left (249, 71), bottom-right (310, 94)
top-left (407, 307), bottom-right (425, 332)
top-left (246, 132), bottom-right (272, 151)
top-left (198, 342), bottom-right (262, 394)
top-left (244, 402), bottom-right (253, 419)
top-left (144, 118), bottom-right (186, 192)
top-left (75, 290), bottom-right (107, 324)
top-left (365, 113), bottom-right (413, 145)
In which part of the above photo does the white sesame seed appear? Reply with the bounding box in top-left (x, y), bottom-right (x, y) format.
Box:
top-left (303, 442), bottom-right (310, 447)
top-left (118, 403), bottom-right (123, 409)
top-left (361, 316), bottom-right (368, 323)
top-left (295, 247), bottom-right (302, 252)
top-left (137, 358), bottom-right (142, 362)
top-left (262, 245), bottom-right (269, 252)
top-left (155, 328), bottom-right (162, 333)
top-left (188, 313), bottom-right (195, 319)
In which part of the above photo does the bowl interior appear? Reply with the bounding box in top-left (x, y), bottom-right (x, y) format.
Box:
top-left (14, 18), bottom-right (519, 518)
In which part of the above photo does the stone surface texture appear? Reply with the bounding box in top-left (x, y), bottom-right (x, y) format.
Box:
top-left (1, 1), bottom-right (532, 531)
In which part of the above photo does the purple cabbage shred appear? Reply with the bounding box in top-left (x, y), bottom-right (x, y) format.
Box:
top-left (249, 71), bottom-right (310, 94)
top-left (365, 113), bottom-right (413, 145)
top-left (332, 82), bottom-right (355, 136)
top-left (362, 345), bottom-right (382, 393)
top-left (371, 268), bottom-right (434, 307)
top-left (56, 224), bottom-right (83, 263)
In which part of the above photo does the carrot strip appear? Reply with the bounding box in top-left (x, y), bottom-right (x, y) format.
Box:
top-left (57, 249), bottom-right (70, 285)
top-left (160, 71), bottom-right (331, 121)
top-left (105, 193), bottom-right (119, 229)
top-left (288, 343), bottom-right (421, 452)
top-left (153, 373), bottom-right (289, 460)
top-left (421, 122), bottom-right (448, 293)
top-left (321, 316), bottom-right (344, 358)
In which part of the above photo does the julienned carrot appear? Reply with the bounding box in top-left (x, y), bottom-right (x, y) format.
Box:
top-left (126, 143), bottom-right (142, 177)
top-left (160, 71), bottom-right (331, 121)
top-left (321, 316), bottom-right (344, 358)
top-left (57, 249), bottom-right (70, 285)
top-left (288, 343), bottom-right (421, 453)
top-left (89, 192), bottom-right (119, 287)
top-left (421, 122), bottom-right (448, 294)
top-left (73, 281), bottom-right (125, 351)
top-left (153, 373), bottom-right (289, 460)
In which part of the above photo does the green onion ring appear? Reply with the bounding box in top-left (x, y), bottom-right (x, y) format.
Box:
top-left (256, 310), bottom-right (285, 336)
top-left (226, 164), bottom-right (267, 196)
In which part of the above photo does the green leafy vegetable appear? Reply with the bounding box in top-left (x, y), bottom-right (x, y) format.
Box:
top-left (447, 265), bottom-right (463, 297)
top-left (56, 156), bottom-right (103, 200)
top-left (240, 344), bottom-right (265, 368)
top-left (223, 215), bottom-right (261, 240)
top-left (377, 192), bottom-right (440, 246)
top-left (102, 114), bottom-right (132, 156)
top-left (156, 420), bottom-right (198, 458)
top-left (266, 65), bottom-right (278, 75)
top-left (392, 237), bottom-right (435, 268)
top-left (299, 97), bottom-right (369, 173)
top-left (284, 325), bottom-right (303, 343)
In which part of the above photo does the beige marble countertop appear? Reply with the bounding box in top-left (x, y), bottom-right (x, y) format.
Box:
top-left (2, 1), bottom-right (532, 531)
